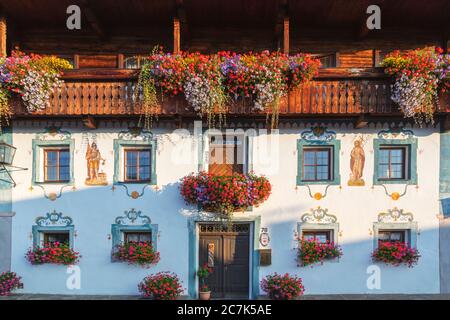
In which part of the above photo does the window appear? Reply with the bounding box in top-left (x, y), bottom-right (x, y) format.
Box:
top-left (124, 148), bottom-right (152, 182)
top-left (311, 53), bottom-right (337, 68)
top-left (378, 146), bottom-right (408, 180)
top-left (378, 230), bottom-right (406, 244)
top-left (44, 148), bottom-right (70, 182)
top-left (124, 231), bottom-right (152, 243)
top-left (302, 230), bottom-right (331, 243)
top-left (208, 134), bottom-right (244, 175)
top-left (124, 56), bottom-right (150, 69)
top-left (43, 231), bottom-right (70, 245)
top-left (302, 147), bottom-right (332, 181)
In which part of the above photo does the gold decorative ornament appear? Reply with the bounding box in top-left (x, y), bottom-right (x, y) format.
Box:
top-left (48, 193), bottom-right (57, 201)
top-left (131, 191), bottom-right (140, 199)
top-left (391, 192), bottom-right (400, 200)
top-left (28, 186), bottom-right (34, 192)
top-left (313, 192), bottom-right (323, 200)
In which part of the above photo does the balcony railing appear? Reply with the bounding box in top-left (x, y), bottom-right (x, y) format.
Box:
top-left (11, 68), bottom-right (450, 117)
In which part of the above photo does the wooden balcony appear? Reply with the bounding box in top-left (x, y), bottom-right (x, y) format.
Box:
top-left (11, 68), bottom-right (450, 119)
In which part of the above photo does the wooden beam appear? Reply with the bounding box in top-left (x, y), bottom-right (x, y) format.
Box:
top-left (0, 15), bottom-right (6, 57)
top-left (79, 0), bottom-right (106, 39)
top-left (176, 0), bottom-right (189, 50)
top-left (283, 17), bottom-right (289, 54)
top-left (274, 0), bottom-right (288, 52)
top-left (173, 17), bottom-right (180, 54)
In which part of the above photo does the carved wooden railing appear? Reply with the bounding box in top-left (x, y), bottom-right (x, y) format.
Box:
top-left (11, 68), bottom-right (450, 117)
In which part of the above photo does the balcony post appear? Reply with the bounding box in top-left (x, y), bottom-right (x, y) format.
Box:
top-left (283, 17), bottom-right (289, 54)
top-left (0, 15), bottom-right (6, 57)
top-left (173, 17), bottom-right (181, 54)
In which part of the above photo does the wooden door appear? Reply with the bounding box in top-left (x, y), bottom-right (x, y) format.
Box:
top-left (208, 135), bottom-right (244, 175)
top-left (199, 223), bottom-right (250, 298)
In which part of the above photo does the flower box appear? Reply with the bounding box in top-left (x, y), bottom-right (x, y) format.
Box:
top-left (180, 172), bottom-right (271, 218)
top-left (297, 239), bottom-right (343, 267)
top-left (26, 242), bottom-right (80, 265)
top-left (138, 272), bottom-right (184, 300)
top-left (113, 241), bottom-right (160, 267)
top-left (260, 273), bottom-right (305, 300)
top-left (0, 272), bottom-right (23, 296)
top-left (372, 241), bottom-right (420, 267)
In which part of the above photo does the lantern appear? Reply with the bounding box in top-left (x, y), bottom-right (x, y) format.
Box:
top-left (0, 141), bottom-right (16, 165)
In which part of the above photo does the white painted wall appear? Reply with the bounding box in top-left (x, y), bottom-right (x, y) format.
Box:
top-left (9, 121), bottom-right (441, 295)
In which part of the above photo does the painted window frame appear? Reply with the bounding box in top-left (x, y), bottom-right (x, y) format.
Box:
top-left (372, 222), bottom-right (418, 249)
top-left (297, 222), bottom-right (339, 244)
top-left (296, 139), bottom-right (341, 185)
top-left (32, 139), bottom-right (75, 185)
top-left (32, 225), bottom-right (75, 248)
top-left (373, 138), bottom-right (418, 185)
top-left (111, 224), bottom-right (158, 251)
top-left (113, 139), bottom-right (157, 185)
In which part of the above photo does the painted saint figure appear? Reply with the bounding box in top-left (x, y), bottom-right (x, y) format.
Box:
top-left (85, 142), bottom-right (107, 185)
top-left (348, 140), bottom-right (365, 186)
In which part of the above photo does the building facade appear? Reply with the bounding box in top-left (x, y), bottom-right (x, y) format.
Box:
top-left (0, 0), bottom-right (449, 298)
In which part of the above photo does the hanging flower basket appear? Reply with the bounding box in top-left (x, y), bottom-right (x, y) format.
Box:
top-left (25, 242), bottom-right (80, 265)
top-left (0, 51), bottom-right (72, 127)
top-left (381, 47), bottom-right (449, 125)
top-left (136, 49), bottom-right (320, 129)
top-left (113, 241), bottom-right (160, 267)
top-left (260, 273), bottom-right (305, 300)
top-left (180, 172), bottom-right (272, 218)
top-left (0, 271), bottom-right (23, 296)
top-left (297, 239), bottom-right (343, 267)
top-left (372, 241), bottom-right (420, 267)
top-left (138, 272), bottom-right (184, 300)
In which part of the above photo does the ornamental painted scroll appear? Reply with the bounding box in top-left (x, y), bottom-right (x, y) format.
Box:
top-left (377, 126), bottom-right (414, 139)
top-left (377, 207), bottom-right (414, 223)
top-left (348, 137), bottom-right (365, 186)
top-left (115, 208), bottom-right (151, 225)
top-left (301, 126), bottom-right (336, 143)
top-left (35, 210), bottom-right (73, 227)
top-left (300, 207), bottom-right (337, 224)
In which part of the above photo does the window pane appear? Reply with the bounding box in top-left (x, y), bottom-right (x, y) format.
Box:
top-left (303, 234), bottom-right (315, 241)
top-left (316, 151), bottom-right (329, 165)
top-left (59, 166), bottom-right (70, 181)
top-left (390, 149), bottom-right (403, 163)
top-left (126, 166), bottom-right (137, 180)
top-left (379, 149), bottom-right (389, 164)
top-left (46, 166), bottom-right (58, 181)
top-left (139, 150), bottom-right (151, 166)
top-left (390, 164), bottom-right (404, 179)
top-left (317, 166), bottom-right (330, 180)
top-left (45, 232), bottom-right (69, 244)
top-left (303, 166), bottom-right (315, 180)
top-left (139, 166), bottom-right (150, 181)
top-left (378, 164), bottom-right (390, 178)
top-left (304, 151), bottom-right (315, 165)
top-left (59, 150), bottom-right (70, 166)
top-left (126, 151), bottom-right (137, 166)
top-left (46, 151), bottom-right (57, 166)
top-left (315, 234), bottom-right (328, 243)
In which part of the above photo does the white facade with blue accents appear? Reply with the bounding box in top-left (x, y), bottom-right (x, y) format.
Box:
top-left (2, 119), bottom-right (444, 297)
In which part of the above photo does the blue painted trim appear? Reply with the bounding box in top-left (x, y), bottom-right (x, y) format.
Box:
top-left (188, 215), bottom-right (261, 299)
top-left (31, 138), bottom-right (75, 185)
top-left (296, 139), bottom-right (341, 186)
top-left (373, 138), bottom-right (418, 185)
top-left (113, 138), bottom-right (157, 185)
top-left (111, 224), bottom-right (158, 250)
top-left (372, 222), bottom-right (418, 249)
top-left (439, 131), bottom-right (450, 216)
top-left (32, 225), bottom-right (75, 248)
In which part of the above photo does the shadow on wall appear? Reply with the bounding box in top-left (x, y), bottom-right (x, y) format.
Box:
top-left (2, 178), bottom-right (442, 296)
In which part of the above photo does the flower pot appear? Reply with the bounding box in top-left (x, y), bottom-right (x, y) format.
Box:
top-left (199, 291), bottom-right (211, 300)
